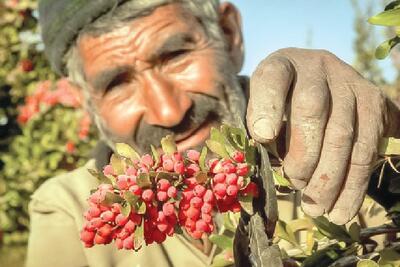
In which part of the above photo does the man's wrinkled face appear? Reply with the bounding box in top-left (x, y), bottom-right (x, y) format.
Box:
top-left (77, 3), bottom-right (244, 153)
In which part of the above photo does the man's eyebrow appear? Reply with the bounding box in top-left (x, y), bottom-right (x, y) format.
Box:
top-left (150, 32), bottom-right (195, 60)
top-left (90, 66), bottom-right (130, 91)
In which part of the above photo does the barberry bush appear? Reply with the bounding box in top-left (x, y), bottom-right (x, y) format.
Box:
top-left (0, 0), bottom-right (97, 248)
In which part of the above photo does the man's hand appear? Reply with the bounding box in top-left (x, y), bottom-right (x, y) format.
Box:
top-left (246, 48), bottom-right (400, 224)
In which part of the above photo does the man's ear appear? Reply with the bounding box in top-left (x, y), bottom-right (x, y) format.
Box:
top-left (219, 2), bottom-right (244, 73)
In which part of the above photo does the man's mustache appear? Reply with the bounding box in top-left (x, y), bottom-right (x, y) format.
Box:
top-left (134, 94), bottom-right (223, 153)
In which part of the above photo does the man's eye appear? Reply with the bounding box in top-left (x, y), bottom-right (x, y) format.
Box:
top-left (162, 49), bottom-right (190, 62)
top-left (105, 72), bottom-right (130, 92)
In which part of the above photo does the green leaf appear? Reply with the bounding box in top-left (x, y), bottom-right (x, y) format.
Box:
top-left (161, 135), bottom-right (177, 155)
top-left (110, 154), bottom-right (126, 175)
top-left (136, 201), bottom-right (146, 214)
top-left (150, 145), bottom-right (160, 166)
top-left (195, 171), bottom-right (208, 184)
top-left (375, 37), bottom-right (400, 60)
top-left (121, 203), bottom-right (131, 217)
top-left (124, 191), bottom-right (139, 206)
top-left (210, 250), bottom-right (234, 267)
top-left (379, 247), bottom-right (400, 266)
top-left (238, 195), bottom-right (254, 215)
top-left (379, 137), bottom-right (400, 155)
top-left (209, 234), bottom-right (233, 250)
top-left (272, 170), bottom-right (291, 187)
top-left (133, 221), bottom-right (144, 251)
top-left (199, 146), bottom-right (208, 172)
top-left (101, 192), bottom-right (124, 206)
top-left (87, 169), bottom-right (113, 185)
top-left (368, 8), bottom-right (400, 26)
top-left (385, 0), bottom-right (400, 11)
top-left (244, 140), bottom-right (257, 166)
top-left (348, 222), bottom-right (361, 242)
top-left (206, 140), bottom-right (230, 159)
top-left (275, 220), bottom-right (298, 246)
top-left (312, 216), bottom-right (352, 243)
top-left (357, 259), bottom-right (379, 267)
top-left (115, 143), bottom-right (140, 161)
top-left (137, 173), bottom-right (152, 188)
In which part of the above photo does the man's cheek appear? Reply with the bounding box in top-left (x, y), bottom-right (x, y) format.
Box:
top-left (99, 107), bottom-right (141, 138)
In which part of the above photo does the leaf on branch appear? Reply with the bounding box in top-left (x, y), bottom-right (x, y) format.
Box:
top-left (357, 259), bottom-right (379, 267)
top-left (385, 0), bottom-right (400, 11)
top-left (374, 37), bottom-right (400, 60)
top-left (238, 195), bottom-right (254, 215)
top-left (209, 234), bottom-right (233, 250)
top-left (121, 202), bottom-right (131, 217)
top-left (206, 140), bottom-right (230, 159)
top-left (210, 250), bottom-right (234, 267)
top-left (137, 173), bottom-right (152, 188)
top-left (87, 168), bottom-right (113, 185)
top-left (133, 221), bottom-right (144, 251)
top-left (150, 145), bottom-right (160, 166)
top-left (161, 135), bottom-right (177, 155)
top-left (101, 192), bottom-right (124, 206)
top-left (199, 146), bottom-right (208, 172)
top-left (110, 154), bottom-right (126, 175)
top-left (275, 220), bottom-right (298, 246)
top-left (115, 143), bottom-right (140, 161)
top-left (312, 216), bottom-right (352, 243)
top-left (368, 8), bottom-right (400, 26)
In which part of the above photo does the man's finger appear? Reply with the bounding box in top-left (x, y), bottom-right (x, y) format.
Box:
top-left (283, 78), bottom-right (329, 189)
top-left (329, 88), bottom-right (384, 225)
top-left (301, 87), bottom-right (356, 217)
top-left (247, 54), bottom-right (294, 143)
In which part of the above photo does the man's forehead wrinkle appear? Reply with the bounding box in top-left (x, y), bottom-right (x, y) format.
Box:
top-left (90, 66), bottom-right (128, 90)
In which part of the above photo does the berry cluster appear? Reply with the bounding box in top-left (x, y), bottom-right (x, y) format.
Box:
top-left (81, 145), bottom-right (258, 251)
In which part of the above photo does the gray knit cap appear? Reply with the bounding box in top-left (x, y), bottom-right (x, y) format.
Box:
top-left (38, 0), bottom-right (129, 75)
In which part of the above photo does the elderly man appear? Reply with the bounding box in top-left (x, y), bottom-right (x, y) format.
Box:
top-left (27, 0), bottom-right (400, 266)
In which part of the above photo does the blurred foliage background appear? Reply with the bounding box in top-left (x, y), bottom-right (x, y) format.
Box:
top-left (0, 0), bottom-right (399, 266)
top-left (0, 0), bottom-right (97, 265)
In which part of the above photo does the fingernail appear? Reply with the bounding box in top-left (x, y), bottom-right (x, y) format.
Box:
top-left (253, 118), bottom-right (275, 141)
top-left (301, 195), bottom-right (324, 217)
top-left (328, 208), bottom-right (350, 225)
top-left (289, 179), bottom-right (307, 190)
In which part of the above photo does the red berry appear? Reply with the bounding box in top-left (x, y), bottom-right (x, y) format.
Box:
top-left (101, 210), bottom-right (115, 222)
top-left (20, 59), bottom-right (33, 72)
top-left (157, 223), bottom-right (169, 233)
top-left (141, 154), bottom-right (154, 167)
top-left (226, 185), bottom-right (238, 196)
top-left (213, 173), bottom-right (226, 183)
top-left (88, 206), bottom-right (101, 218)
top-left (163, 159), bottom-right (174, 171)
top-left (186, 206), bottom-right (200, 220)
top-left (124, 220), bottom-right (136, 233)
top-left (194, 184), bottom-right (206, 197)
top-left (213, 183), bottom-right (227, 198)
top-left (226, 173), bottom-right (238, 185)
top-left (162, 202), bottom-right (175, 216)
top-left (98, 223), bottom-right (113, 237)
top-left (173, 152), bottom-right (183, 161)
top-left (203, 189), bottom-right (214, 203)
top-left (123, 235), bottom-right (134, 249)
top-left (190, 197), bottom-right (203, 209)
top-left (129, 185), bottom-right (142, 195)
top-left (195, 219), bottom-right (210, 232)
top-left (94, 233), bottom-right (110, 245)
top-left (202, 213), bottom-right (212, 223)
top-left (157, 191), bottom-right (168, 202)
top-left (201, 203), bottom-right (213, 214)
top-left (157, 179), bottom-right (170, 191)
top-left (174, 161), bottom-right (185, 174)
top-left (232, 151), bottom-right (245, 163)
top-left (167, 186), bottom-right (177, 198)
top-left (223, 163), bottom-right (236, 174)
top-left (187, 150), bottom-right (200, 161)
top-left (190, 230), bottom-right (203, 239)
top-left (142, 189), bottom-right (154, 202)
top-left (115, 215), bottom-right (126, 227)
top-left (152, 229), bottom-right (166, 243)
top-left (115, 238), bottom-right (123, 249)
top-left (80, 230), bottom-right (95, 243)
top-left (237, 163), bottom-right (249, 176)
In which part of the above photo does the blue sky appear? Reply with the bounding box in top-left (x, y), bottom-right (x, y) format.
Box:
top-left (228, 0), bottom-right (396, 81)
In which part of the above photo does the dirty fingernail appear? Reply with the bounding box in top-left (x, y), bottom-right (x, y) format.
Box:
top-left (328, 208), bottom-right (351, 225)
top-left (253, 118), bottom-right (275, 141)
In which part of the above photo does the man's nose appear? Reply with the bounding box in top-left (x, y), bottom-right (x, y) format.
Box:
top-left (141, 71), bottom-right (192, 127)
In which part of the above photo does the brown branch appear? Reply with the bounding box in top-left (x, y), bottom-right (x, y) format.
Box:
top-left (360, 224), bottom-right (400, 240)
